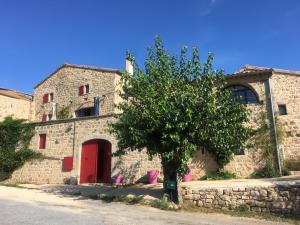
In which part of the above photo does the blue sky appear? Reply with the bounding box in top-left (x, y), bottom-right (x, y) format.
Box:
top-left (1, 0), bottom-right (300, 94)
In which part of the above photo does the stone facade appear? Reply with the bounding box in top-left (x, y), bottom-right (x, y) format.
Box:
top-left (181, 179), bottom-right (300, 215)
top-left (34, 64), bottom-right (120, 121)
top-left (0, 89), bottom-right (33, 121)
top-left (271, 73), bottom-right (300, 162)
top-left (7, 64), bottom-right (300, 184)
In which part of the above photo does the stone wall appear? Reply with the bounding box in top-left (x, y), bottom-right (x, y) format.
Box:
top-left (271, 73), bottom-right (300, 162)
top-left (181, 179), bottom-right (300, 215)
top-left (0, 94), bottom-right (32, 121)
top-left (224, 74), bottom-right (270, 177)
top-left (34, 65), bottom-right (120, 121)
top-left (10, 116), bottom-right (161, 184)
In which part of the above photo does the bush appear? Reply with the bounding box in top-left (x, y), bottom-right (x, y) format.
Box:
top-left (252, 162), bottom-right (279, 178)
top-left (201, 170), bottom-right (236, 180)
top-left (0, 117), bottom-right (42, 181)
top-left (0, 171), bottom-right (11, 182)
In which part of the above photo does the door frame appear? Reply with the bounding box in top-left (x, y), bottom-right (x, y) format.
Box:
top-left (79, 139), bottom-right (112, 184)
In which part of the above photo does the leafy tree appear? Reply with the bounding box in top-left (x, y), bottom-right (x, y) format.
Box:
top-left (110, 37), bottom-right (252, 202)
top-left (0, 117), bottom-right (42, 181)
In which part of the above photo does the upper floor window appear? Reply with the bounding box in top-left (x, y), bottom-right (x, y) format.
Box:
top-left (85, 84), bottom-right (90, 94)
top-left (79, 84), bottom-right (90, 96)
top-left (49, 93), bottom-right (54, 102)
top-left (75, 107), bottom-right (95, 117)
top-left (43, 92), bottom-right (54, 103)
top-left (226, 85), bottom-right (258, 104)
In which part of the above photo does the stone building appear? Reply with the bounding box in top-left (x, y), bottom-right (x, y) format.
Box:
top-left (0, 88), bottom-right (33, 121)
top-left (5, 63), bottom-right (300, 184)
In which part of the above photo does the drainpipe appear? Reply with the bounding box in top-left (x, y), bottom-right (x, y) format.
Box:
top-left (266, 78), bottom-right (282, 175)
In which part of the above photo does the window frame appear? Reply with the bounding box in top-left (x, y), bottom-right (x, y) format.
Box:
top-left (278, 104), bottom-right (287, 116)
top-left (226, 85), bottom-right (259, 104)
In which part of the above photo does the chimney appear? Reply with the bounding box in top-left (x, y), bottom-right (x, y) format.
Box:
top-left (125, 58), bottom-right (133, 75)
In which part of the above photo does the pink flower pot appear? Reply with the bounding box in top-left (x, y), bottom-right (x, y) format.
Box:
top-left (148, 170), bottom-right (158, 184)
top-left (183, 171), bottom-right (192, 182)
top-left (114, 175), bottom-right (123, 185)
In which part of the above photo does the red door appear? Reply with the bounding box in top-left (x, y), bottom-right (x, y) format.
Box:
top-left (80, 141), bottom-right (98, 183)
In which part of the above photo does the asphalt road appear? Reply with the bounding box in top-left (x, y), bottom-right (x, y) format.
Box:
top-left (0, 186), bottom-right (289, 225)
top-left (0, 198), bottom-right (103, 225)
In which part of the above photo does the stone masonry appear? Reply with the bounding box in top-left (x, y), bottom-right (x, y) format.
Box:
top-left (7, 64), bottom-right (300, 184)
top-left (0, 88), bottom-right (33, 121)
top-left (181, 178), bottom-right (300, 215)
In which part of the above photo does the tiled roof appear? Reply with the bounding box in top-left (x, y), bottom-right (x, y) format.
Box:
top-left (34, 63), bottom-right (122, 89)
top-left (227, 65), bottom-right (300, 79)
top-left (0, 88), bottom-right (33, 101)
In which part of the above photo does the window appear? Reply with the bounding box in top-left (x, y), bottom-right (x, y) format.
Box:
top-left (79, 84), bottom-right (90, 96)
top-left (226, 85), bottom-right (258, 104)
top-left (75, 107), bottom-right (95, 117)
top-left (79, 86), bottom-right (84, 96)
top-left (48, 114), bottom-right (53, 120)
top-left (278, 104), bottom-right (287, 115)
top-left (85, 84), bottom-right (90, 94)
top-left (39, 134), bottom-right (46, 149)
top-left (49, 93), bottom-right (54, 102)
top-left (43, 93), bottom-right (49, 103)
top-left (43, 93), bottom-right (54, 103)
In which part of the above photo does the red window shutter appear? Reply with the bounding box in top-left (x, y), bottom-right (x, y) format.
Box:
top-left (63, 156), bottom-right (73, 171)
top-left (79, 86), bottom-right (84, 96)
top-left (43, 93), bottom-right (49, 103)
top-left (42, 113), bottom-right (47, 121)
top-left (39, 134), bottom-right (46, 149)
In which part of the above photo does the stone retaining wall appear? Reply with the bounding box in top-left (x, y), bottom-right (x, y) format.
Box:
top-left (181, 180), bottom-right (300, 215)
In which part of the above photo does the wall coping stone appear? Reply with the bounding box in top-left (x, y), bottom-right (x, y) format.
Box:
top-left (33, 114), bottom-right (115, 126)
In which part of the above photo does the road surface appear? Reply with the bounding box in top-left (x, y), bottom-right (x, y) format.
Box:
top-left (0, 185), bottom-right (288, 225)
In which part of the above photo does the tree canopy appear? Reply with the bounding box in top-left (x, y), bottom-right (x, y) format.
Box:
top-left (110, 37), bottom-right (252, 195)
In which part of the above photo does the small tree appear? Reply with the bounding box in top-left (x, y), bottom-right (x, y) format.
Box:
top-left (0, 117), bottom-right (42, 181)
top-left (110, 37), bottom-right (252, 202)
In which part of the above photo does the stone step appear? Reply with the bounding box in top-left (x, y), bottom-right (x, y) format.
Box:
top-left (290, 171), bottom-right (300, 176)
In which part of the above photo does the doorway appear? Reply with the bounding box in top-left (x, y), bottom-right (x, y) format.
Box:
top-left (80, 139), bottom-right (112, 184)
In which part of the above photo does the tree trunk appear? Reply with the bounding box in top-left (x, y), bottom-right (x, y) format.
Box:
top-left (161, 157), bottom-right (180, 203)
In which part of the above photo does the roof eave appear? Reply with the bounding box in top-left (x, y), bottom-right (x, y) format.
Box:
top-left (34, 64), bottom-right (122, 89)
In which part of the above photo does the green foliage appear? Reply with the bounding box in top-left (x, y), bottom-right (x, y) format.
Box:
top-left (57, 105), bottom-right (71, 119)
top-left (201, 169), bottom-right (236, 180)
top-left (252, 162), bottom-right (279, 178)
top-left (0, 117), bottom-right (42, 181)
top-left (252, 111), bottom-right (287, 178)
top-left (110, 37), bottom-right (252, 192)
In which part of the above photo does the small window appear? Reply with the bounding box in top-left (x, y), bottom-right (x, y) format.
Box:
top-left (85, 84), bottom-right (90, 94)
top-left (43, 93), bottom-right (49, 103)
top-left (278, 104), bottom-right (287, 115)
top-left (39, 134), bottom-right (46, 149)
top-left (49, 93), bottom-right (54, 102)
top-left (79, 85), bottom-right (90, 96)
top-left (48, 114), bottom-right (52, 120)
top-left (79, 86), bottom-right (84, 96)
